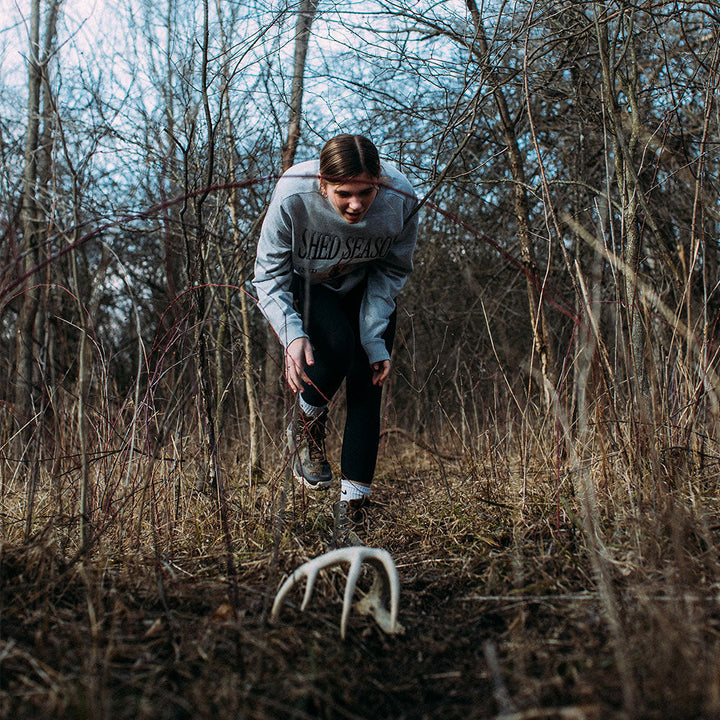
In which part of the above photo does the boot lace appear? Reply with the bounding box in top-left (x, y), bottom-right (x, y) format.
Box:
top-left (305, 412), bottom-right (328, 463)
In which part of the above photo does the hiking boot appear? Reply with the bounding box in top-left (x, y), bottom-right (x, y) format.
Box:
top-left (286, 409), bottom-right (333, 490)
top-left (333, 497), bottom-right (370, 547)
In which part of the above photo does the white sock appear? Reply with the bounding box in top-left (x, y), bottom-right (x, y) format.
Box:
top-left (299, 397), bottom-right (326, 417)
top-left (341, 478), bottom-right (370, 502)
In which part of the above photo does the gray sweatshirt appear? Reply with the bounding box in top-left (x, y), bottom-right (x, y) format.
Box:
top-left (253, 159), bottom-right (419, 364)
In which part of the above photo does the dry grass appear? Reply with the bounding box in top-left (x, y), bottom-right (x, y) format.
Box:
top-left (1, 417), bottom-right (720, 720)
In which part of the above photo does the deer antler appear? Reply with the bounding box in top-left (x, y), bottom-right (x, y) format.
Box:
top-left (271, 547), bottom-right (404, 639)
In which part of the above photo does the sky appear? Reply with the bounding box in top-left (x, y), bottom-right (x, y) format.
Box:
top-left (1, 0), bottom-right (121, 110)
top-left (0, 0), bottom-right (472, 186)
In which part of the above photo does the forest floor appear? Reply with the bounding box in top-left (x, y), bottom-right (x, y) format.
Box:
top-left (1, 441), bottom-right (720, 719)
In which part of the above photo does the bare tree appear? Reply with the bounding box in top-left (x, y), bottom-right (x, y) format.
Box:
top-left (14, 0), bottom-right (60, 448)
top-left (215, 0), bottom-right (264, 481)
top-left (465, 0), bottom-right (557, 405)
top-left (263, 0), bottom-right (320, 440)
top-left (281, 0), bottom-right (319, 172)
top-left (13, 0), bottom-right (61, 538)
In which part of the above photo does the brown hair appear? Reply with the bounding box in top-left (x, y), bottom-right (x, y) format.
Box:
top-left (319, 134), bottom-right (381, 181)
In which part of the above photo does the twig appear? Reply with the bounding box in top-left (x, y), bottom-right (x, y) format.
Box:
top-left (483, 640), bottom-right (516, 717)
top-left (379, 426), bottom-right (460, 460)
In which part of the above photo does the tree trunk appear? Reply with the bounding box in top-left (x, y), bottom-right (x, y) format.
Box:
top-left (265, 0), bottom-right (320, 439)
top-left (281, 0), bottom-right (320, 173)
top-left (217, 1), bottom-right (263, 481)
top-left (161, 0), bottom-right (186, 306)
top-left (192, 0), bottom-right (220, 491)
top-left (465, 0), bottom-right (557, 406)
top-left (14, 0), bottom-right (43, 441)
top-left (15, 0), bottom-right (61, 463)
top-left (219, 139), bottom-right (263, 481)
top-left (595, 11), bottom-right (647, 398)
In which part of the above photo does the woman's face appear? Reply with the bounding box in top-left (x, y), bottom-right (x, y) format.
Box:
top-left (321, 172), bottom-right (379, 224)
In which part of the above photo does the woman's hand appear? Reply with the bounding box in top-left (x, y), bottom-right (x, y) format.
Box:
top-left (371, 359), bottom-right (391, 387)
top-left (285, 337), bottom-right (314, 394)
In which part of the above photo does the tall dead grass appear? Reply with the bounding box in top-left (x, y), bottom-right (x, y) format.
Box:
top-left (1, 355), bottom-right (720, 718)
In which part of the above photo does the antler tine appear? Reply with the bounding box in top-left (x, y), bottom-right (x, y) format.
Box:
top-left (271, 560), bottom-right (324, 620)
top-left (353, 551), bottom-right (403, 637)
top-left (339, 548), bottom-right (403, 639)
top-left (271, 549), bottom-right (350, 622)
top-left (340, 551), bottom-right (364, 639)
top-left (299, 565), bottom-right (321, 612)
top-left (367, 552), bottom-right (401, 630)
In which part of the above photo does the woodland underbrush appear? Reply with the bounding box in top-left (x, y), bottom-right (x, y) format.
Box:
top-left (1, 410), bottom-right (719, 719)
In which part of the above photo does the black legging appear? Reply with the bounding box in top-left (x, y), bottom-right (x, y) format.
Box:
top-left (291, 275), bottom-right (396, 486)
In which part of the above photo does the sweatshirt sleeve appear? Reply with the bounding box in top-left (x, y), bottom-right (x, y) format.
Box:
top-left (359, 201), bottom-right (420, 364)
top-left (252, 197), bottom-right (307, 351)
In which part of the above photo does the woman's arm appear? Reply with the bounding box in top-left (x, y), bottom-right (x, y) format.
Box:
top-left (252, 201), bottom-right (307, 352)
top-left (359, 205), bottom-right (420, 364)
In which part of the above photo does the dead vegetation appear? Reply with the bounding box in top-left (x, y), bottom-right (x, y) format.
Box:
top-left (2, 413), bottom-right (720, 720)
top-left (2, 3), bottom-right (719, 717)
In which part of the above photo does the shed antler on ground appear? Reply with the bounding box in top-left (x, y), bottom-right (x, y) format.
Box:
top-left (271, 547), bottom-right (404, 639)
